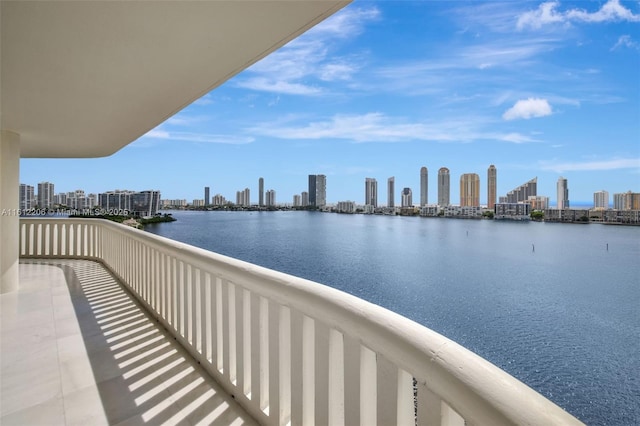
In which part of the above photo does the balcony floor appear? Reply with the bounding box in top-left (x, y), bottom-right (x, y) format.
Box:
top-left (1, 260), bottom-right (256, 426)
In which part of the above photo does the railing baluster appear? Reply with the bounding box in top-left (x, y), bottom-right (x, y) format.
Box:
top-left (360, 345), bottom-right (377, 426)
top-left (302, 315), bottom-right (316, 425)
top-left (242, 288), bottom-right (252, 399)
top-left (314, 322), bottom-right (329, 425)
top-left (279, 306), bottom-right (291, 426)
top-left (377, 352), bottom-right (399, 425)
top-left (259, 296), bottom-right (269, 414)
top-left (268, 298), bottom-right (280, 423)
top-left (289, 309), bottom-right (304, 425)
top-left (328, 328), bottom-right (345, 426)
top-left (216, 277), bottom-right (224, 374)
top-left (397, 368), bottom-right (414, 426)
top-left (416, 379), bottom-right (442, 426)
top-left (442, 402), bottom-right (465, 426)
top-left (343, 334), bottom-right (360, 426)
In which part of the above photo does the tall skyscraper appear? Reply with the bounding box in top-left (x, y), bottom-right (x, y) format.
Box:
top-left (365, 177), bottom-right (378, 207)
top-left (593, 190), bottom-right (609, 210)
top-left (557, 177), bottom-right (569, 209)
top-left (204, 186), bottom-right (210, 206)
top-left (505, 177), bottom-right (537, 204)
top-left (614, 191), bottom-right (640, 210)
top-left (266, 189), bottom-right (276, 207)
top-left (308, 175), bottom-right (317, 207)
top-left (420, 166), bottom-right (428, 206)
top-left (259, 177), bottom-right (264, 207)
top-left (19, 184), bottom-right (35, 210)
top-left (37, 181), bottom-right (54, 209)
top-left (301, 191), bottom-right (309, 207)
top-left (387, 177), bottom-right (395, 207)
top-left (487, 165), bottom-right (497, 209)
top-left (438, 167), bottom-right (450, 206)
top-left (316, 175), bottom-right (326, 207)
top-left (401, 187), bottom-right (413, 207)
top-left (460, 173), bottom-right (480, 207)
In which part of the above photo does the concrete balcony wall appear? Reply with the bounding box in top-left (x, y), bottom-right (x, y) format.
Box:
top-left (20, 218), bottom-right (582, 426)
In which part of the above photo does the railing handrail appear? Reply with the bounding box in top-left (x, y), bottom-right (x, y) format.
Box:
top-left (19, 218), bottom-right (582, 425)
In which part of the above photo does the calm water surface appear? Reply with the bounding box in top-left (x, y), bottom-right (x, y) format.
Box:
top-left (146, 210), bottom-right (640, 425)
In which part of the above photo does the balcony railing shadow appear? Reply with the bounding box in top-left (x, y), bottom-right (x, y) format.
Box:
top-left (6, 259), bottom-right (255, 425)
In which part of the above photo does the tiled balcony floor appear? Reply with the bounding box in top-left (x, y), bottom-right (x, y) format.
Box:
top-left (1, 260), bottom-right (256, 426)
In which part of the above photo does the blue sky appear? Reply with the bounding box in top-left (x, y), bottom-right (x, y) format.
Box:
top-left (21, 0), bottom-right (640, 206)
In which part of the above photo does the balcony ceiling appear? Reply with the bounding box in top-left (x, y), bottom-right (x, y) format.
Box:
top-left (0, 0), bottom-right (349, 158)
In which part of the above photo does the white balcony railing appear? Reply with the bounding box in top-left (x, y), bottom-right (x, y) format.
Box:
top-left (19, 218), bottom-right (582, 426)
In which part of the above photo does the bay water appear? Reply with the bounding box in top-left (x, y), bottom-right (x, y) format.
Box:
top-left (145, 210), bottom-right (640, 425)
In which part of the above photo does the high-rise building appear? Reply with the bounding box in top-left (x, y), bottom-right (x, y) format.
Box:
top-left (557, 177), bottom-right (569, 209)
top-left (308, 175), bottom-right (317, 207)
top-left (438, 167), bottom-right (450, 206)
top-left (301, 191), bottom-right (309, 207)
top-left (593, 190), bottom-right (609, 210)
top-left (244, 188), bottom-right (250, 207)
top-left (505, 177), bottom-right (537, 204)
top-left (487, 165), bottom-right (497, 209)
top-left (613, 191), bottom-right (640, 210)
top-left (420, 166), bottom-right (428, 206)
top-left (19, 184), bottom-right (35, 210)
top-left (387, 177), bottom-right (395, 207)
top-left (460, 173), bottom-right (480, 207)
top-left (293, 194), bottom-right (301, 207)
top-left (365, 177), bottom-right (378, 207)
top-left (316, 175), bottom-right (326, 207)
top-left (213, 194), bottom-right (226, 206)
top-left (204, 186), bottom-right (210, 206)
top-left (527, 195), bottom-right (549, 210)
top-left (401, 187), bottom-right (413, 207)
top-left (266, 189), bottom-right (276, 207)
top-left (98, 190), bottom-right (134, 211)
top-left (37, 181), bottom-right (54, 209)
top-left (259, 177), bottom-right (264, 207)
top-left (129, 190), bottom-right (161, 216)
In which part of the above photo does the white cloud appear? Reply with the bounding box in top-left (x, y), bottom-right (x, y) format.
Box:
top-left (141, 129), bottom-right (254, 145)
top-left (235, 6), bottom-right (378, 96)
top-left (611, 35), bottom-right (639, 51)
top-left (193, 94), bottom-right (214, 106)
top-left (540, 158), bottom-right (640, 173)
top-left (307, 7), bottom-right (380, 38)
top-left (237, 78), bottom-right (321, 96)
top-left (249, 113), bottom-right (539, 144)
top-left (517, 2), bottom-right (565, 30)
top-left (503, 98), bottom-right (553, 120)
top-left (517, 0), bottom-right (640, 30)
top-left (566, 0), bottom-right (640, 23)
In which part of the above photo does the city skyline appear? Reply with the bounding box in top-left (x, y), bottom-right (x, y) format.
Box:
top-left (19, 1), bottom-right (640, 203)
top-left (18, 176), bottom-right (638, 210)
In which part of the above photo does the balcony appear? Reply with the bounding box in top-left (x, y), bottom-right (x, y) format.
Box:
top-left (2, 218), bottom-right (583, 425)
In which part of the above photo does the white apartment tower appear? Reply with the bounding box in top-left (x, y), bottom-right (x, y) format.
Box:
top-left (19, 184), bottom-right (35, 210)
top-left (438, 167), bottom-right (450, 206)
top-left (593, 190), bottom-right (609, 210)
top-left (557, 177), bottom-right (569, 209)
top-left (37, 181), bottom-right (54, 209)
top-left (316, 175), bottom-right (326, 207)
top-left (365, 177), bottom-right (378, 207)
